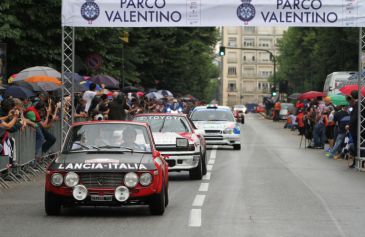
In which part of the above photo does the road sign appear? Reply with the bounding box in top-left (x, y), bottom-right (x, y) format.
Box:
top-left (85, 54), bottom-right (102, 71)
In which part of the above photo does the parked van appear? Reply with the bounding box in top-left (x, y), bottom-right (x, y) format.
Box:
top-left (323, 71), bottom-right (356, 95)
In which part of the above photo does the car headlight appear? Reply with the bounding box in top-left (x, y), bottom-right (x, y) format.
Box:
top-left (139, 173), bottom-right (153, 186)
top-left (223, 128), bottom-right (233, 134)
top-left (64, 172), bottom-right (79, 187)
top-left (51, 173), bottom-right (63, 187)
top-left (124, 172), bottom-right (139, 188)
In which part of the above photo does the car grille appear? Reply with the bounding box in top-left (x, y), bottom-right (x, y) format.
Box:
top-left (205, 130), bottom-right (222, 134)
top-left (78, 173), bottom-right (124, 188)
top-left (204, 135), bottom-right (223, 140)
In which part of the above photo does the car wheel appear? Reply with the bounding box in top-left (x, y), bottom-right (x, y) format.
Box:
top-left (233, 144), bottom-right (241, 150)
top-left (241, 117), bottom-right (245, 124)
top-left (45, 192), bottom-right (61, 216)
top-left (149, 180), bottom-right (166, 215)
top-left (189, 157), bottom-right (203, 180)
top-left (202, 151), bottom-right (207, 175)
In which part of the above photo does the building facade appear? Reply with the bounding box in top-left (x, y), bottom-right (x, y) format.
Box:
top-left (221, 26), bottom-right (287, 107)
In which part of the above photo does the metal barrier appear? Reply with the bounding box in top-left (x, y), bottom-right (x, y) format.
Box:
top-left (45, 120), bottom-right (62, 155)
top-left (10, 127), bottom-right (37, 166)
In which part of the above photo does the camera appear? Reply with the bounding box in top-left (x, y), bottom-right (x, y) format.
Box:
top-left (95, 114), bottom-right (103, 121)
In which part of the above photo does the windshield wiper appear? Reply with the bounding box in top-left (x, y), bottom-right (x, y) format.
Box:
top-left (73, 142), bottom-right (100, 151)
top-left (159, 116), bottom-right (167, 132)
top-left (95, 145), bottom-right (134, 153)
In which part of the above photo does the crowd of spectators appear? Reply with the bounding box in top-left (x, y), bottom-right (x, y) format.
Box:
top-left (0, 82), bottom-right (201, 169)
top-left (279, 90), bottom-right (362, 168)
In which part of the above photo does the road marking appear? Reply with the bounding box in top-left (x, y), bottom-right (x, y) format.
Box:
top-left (189, 209), bottom-right (202, 227)
top-left (192, 194), bottom-right (206, 207)
top-left (207, 164), bottom-right (213, 171)
top-left (210, 148), bottom-right (217, 159)
top-left (208, 159), bottom-right (215, 165)
top-left (199, 183), bottom-right (209, 192)
top-left (203, 172), bottom-right (211, 180)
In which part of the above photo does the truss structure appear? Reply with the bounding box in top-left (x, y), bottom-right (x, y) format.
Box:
top-left (61, 27), bottom-right (75, 144)
top-left (357, 27), bottom-right (365, 171)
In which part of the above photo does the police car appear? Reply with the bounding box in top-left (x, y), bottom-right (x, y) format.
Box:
top-left (190, 105), bottom-right (241, 150)
top-left (134, 114), bottom-right (207, 180)
top-left (45, 121), bottom-right (169, 216)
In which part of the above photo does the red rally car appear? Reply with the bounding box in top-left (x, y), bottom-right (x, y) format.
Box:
top-left (45, 121), bottom-right (169, 216)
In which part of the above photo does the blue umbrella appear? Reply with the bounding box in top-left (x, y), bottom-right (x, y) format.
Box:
top-left (80, 80), bottom-right (101, 92)
top-left (4, 86), bottom-right (35, 99)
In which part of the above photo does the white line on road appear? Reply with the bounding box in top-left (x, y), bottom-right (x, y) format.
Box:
top-left (208, 159), bottom-right (215, 165)
top-left (207, 164), bottom-right (213, 171)
top-left (199, 183), bottom-right (209, 192)
top-left (210, 148), bottom-right (217, 160)
top-left (189, 209), bottom-right (202, 227)
top-left (192, 195), bottom-right (206, 207)
top-left (203, 172), bottom-right (211, 180)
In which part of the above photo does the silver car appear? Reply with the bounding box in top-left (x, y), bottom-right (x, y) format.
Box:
top-left (190, 105), bottom-right (241, 150)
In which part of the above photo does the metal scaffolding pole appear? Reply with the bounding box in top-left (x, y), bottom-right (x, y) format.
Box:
top-left (357, 27), bottom-right (365, 171)
top-left (61, 26), bottom-right (75, 144)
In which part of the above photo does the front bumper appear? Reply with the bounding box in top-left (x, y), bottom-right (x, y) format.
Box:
top-left (161, 152), bottom-right (200, 171)
top-left (203, 134), bottom-right (241, 146)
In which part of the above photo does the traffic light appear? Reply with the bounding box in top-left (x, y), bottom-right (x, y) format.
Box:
top-left (219, 46), bottom-right (225, 56)
top-left (272, 91), bottom-right (277, 96)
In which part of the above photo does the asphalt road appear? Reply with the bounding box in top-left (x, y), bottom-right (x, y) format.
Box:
top-left (1, 113), bottom-right (365, 237)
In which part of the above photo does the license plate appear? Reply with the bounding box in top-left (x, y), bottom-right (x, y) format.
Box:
top-left (91, 195), bottom-right (113, 202)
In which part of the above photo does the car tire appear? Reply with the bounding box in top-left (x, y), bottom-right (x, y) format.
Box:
top-left (149, 180), bottom-right (166, 215)
top-left (45, 192), bottom-right (61, 216)
top-left (189, 157), bottom-right (203, 180)
top-left (233, 144), bottom-right (241, 150)
top-left (202, 151), bottom-right (207, 176)
top-left (241, 117), bottom-right (245, 124)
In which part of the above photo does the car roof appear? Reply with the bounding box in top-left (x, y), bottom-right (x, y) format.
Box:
top-left (193, 105), bottom-right (231, 110)
top-left (134, 113), bottom-right (188, 118)
top-left (72, 120), bottom-right (149, 127)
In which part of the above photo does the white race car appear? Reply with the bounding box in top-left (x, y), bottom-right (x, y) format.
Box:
top-left (190, 105), bottom-right (241, 150)
top-left (134, 113), bottom-right (207, 180)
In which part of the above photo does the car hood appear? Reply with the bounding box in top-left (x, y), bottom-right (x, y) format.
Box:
top-left (49, 152), bottom-right (156, 171)
top-left (153, 132), bottom-right (194, 145)
top-left (193, 121), bottom-right (235, 130)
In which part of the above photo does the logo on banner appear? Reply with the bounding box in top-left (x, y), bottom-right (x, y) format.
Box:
top-left (81, 0), bottom-right (100, 24)
top-left (237, 0), bottom-right (256, 24)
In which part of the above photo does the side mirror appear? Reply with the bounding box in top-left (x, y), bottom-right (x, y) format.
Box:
top-left (176, 138), bottom-right (189, 148)
top-left (328, 86), bottom-right (333, 91)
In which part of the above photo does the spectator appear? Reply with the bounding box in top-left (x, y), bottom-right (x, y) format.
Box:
top-left (328, 105), bottom-right (349, 159)
top-left (108, 92), bottom-right (128, 120)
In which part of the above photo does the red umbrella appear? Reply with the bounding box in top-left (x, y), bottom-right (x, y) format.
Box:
top-left (339, 84), bottom-right (365, 96)
top-left (298, 91), bottom-right (325, 100)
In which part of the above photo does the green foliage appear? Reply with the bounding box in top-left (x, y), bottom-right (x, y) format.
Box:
top-left (277, 27), bottom-right (358, 93)
top-left (0, 1), bottom-right (219, 101)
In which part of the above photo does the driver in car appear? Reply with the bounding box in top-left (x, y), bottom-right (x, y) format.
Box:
top-left (121, 126), bottom-right (146, 151)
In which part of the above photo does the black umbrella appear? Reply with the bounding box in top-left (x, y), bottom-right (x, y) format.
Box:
top-left (4, 86), bottom-right (35, 99)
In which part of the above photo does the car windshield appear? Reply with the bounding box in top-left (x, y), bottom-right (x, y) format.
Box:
top-left (191, 109), bottom-right (235, 121)
top-left (63, 123), bottom-right (151, 153)
top-left (134, 115), bottom-right (191, 133)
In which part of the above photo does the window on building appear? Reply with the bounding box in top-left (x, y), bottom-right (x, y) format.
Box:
top-left (258, 39), bottom-right (272, 48)
top-left (227, 52), bottom-right (237, 63)
top-left (228, 81), bottom-right (237, 92)
top-left (259, 52), bottom-right (271, 62)
top-left (228, 37), bottom-right (237, 47)
top-left (259, 71), bottom-right (273, 78)
top-left (244, 26), bottom-right (256, 33)
top-left (242, 67), bottom-right (255, 77)
top-left (243, 52), bottom-right (255, 62)
top-left (258, 82), bottom-right (262, 90)
top-left (262, 82), bottom-right (270, 93)
top-left (228, 66), bottom-right (237, 76)
top-left (243, 38), bottom-right (255, 47)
